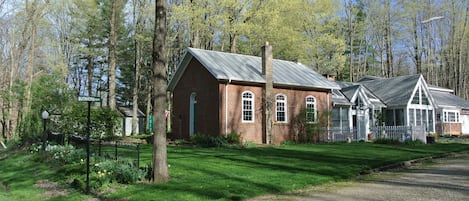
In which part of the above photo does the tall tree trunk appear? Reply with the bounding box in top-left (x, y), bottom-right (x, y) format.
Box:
top-left (152, 0), bottom-right (169, 183)
top-left (449, 1), bottom-right (458, 94)
top-left (384, 0), bottom-right (393, 77)
top-left (413, 15), bottom-right (422, 74)
top-left (346, 0), bottom-right (354, 81)
top-left (189, 0), bottom-right (200, 48)
top-left (21, 0), bottom-right (48, 135)
top-left (380, 43), bottom-right (386, 77)
top-left (6, 44), bottom-right (19, 140)
top-left (458, 3), bottom-right (468, 97)
top-left (21, 13), bottom-right (37, 135)
top-left (229, 33), bottom-right (237, 53)
top-left (132, 0), bottom-right (144, 135)
top-left (108, 0), bottom-right (117, 110)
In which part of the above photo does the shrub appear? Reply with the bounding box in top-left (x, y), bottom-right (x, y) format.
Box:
top-left (281, 140), bottom-right (296, 145)
top-left (373, 138), bottom-right (401, 145)
top-left (48, 144), bottom-right (84, 163)
top-left (28, 143), bottom-right (42, 153)
top-left (174, 139), bottom-right (188, 146)
top-left (226, 132), bottom-right (241, 145)
top-left (143, 163), bottom-right (153, 181)
top-left (58, 106), bottom-right (121, 139)
top-left (94, 159), bottom-right (145, 184)
top-left (291, 109), bottom-right (330, 143)
top-left (190, 133), bottom-right (242, 147)
top-left (190, 134), bottom-right (211, 147)
top-left (243, 141), bottom-right (257, 148)
top-left (30, 143), bottom-right (145, 191)
top-left (404, 139), bottom-right (425, 145)
top-left (190, 134), bottom-right (226, 147)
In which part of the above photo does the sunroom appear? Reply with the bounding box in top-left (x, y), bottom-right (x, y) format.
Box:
top-left (406, 83), bottom-right (435, 133)
top-left (358, 74), bottom-right (435, 135)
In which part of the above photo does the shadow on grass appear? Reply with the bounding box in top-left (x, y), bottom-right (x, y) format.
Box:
top-left (4, 143), bottom-right (469, 201)
top-left (108, 143), bottom-right (469, 200)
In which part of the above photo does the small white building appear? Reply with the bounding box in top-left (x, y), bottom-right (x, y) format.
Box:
top-left (118, 107), bottom-right (146, 136)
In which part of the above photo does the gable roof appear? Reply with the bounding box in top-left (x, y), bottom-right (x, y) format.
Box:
top-left (118, 107), bottom-right (145, 118)
top-left (340, 85), bottom-right (360, 101)
top-left (357, 74), bottom-right (423, 107)
top-left (333, 81), bottom-right (386, 108)
top-left (168, 48), bottom-right (339, 91)
top-left (332, 89), bottom-right (352, 106)
top-left (356, 75), bottom-right (383, 82)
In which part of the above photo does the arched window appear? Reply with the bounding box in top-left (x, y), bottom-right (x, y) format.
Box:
top-left (306, 96), bottom-right (316, 123)
top-left (242, 91), bottom-right (254, 122)
top-left (276, 94), bottom-right (287, 123)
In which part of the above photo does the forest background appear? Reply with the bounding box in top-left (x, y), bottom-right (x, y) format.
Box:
top-left (0, 0), bottom-right (467, 142)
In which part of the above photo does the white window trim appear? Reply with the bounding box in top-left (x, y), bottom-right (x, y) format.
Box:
top-left (241, 91), bottom-right (255, 123)
top-left (306, 96), bottom-right (317, 124)
top-left (410, 84), bottom-right (431, 106)
top-left (443, 109), bottom-right (460, 123)
top-left (275, 94), bottom-right (288, 123)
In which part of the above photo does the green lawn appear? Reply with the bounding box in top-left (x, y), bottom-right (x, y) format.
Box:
top-left (1, 142), bottom-right (469, 201)
top-left (0, 150), bottom-right (91, 201)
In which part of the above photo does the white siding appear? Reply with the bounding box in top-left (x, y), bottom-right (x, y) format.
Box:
top-left (462, 115), bottom-right (469, 135)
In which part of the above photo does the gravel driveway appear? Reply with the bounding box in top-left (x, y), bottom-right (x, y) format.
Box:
top-left (250, 152), bottom-right (469, 201)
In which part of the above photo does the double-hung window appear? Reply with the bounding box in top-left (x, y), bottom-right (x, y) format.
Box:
top-left (276, 94), bottom-right (287, 123)
top-left (306, 96), bottom-right (316, 123)
top-left (242, 91), bottom-right (254, 122)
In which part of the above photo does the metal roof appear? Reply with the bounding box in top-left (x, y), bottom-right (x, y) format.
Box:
top-left (332, 81), bottom-right (385, 107)
top-left (340, 85), bottom-right (360, 100)
top-left (430, 90), bottom-right (469, 109)
top-left (118, 107), bottom-right (145, 117)
top-left (168, 48), bottom-right (339, 91)
top-left (358, 74), bottom-right (422, 107)
top-left (332, 89), bottom-right (352, 105)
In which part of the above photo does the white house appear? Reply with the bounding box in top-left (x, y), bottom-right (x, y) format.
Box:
top-left (117, 107), bottom-right (146, 136)
top-left (332, 74), bottom-right (436, 142)
top-left (357, 75), bottom-right (436, 134)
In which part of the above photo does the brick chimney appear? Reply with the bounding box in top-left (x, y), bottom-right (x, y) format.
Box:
top-left (262, 41), bottom-right (273, 144)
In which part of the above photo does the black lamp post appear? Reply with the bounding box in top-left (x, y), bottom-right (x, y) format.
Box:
top-left (41, 110), bottom-right (49, 157)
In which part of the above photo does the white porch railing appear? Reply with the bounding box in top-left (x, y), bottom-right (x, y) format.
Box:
top-left (323, 125), bottom-right (427, 143)
top-left (324, 127), bottom-right (355, 142)
top-left (370, 125), bottom-right (427, 143)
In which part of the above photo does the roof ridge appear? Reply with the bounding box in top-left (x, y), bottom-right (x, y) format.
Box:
top-left (169, 48), bottom-right (340, 90)
top-left (188, 47), bottom-right (306, 65)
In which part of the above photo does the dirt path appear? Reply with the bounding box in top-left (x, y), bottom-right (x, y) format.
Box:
top-left (249, 153), bottom-right (469, 201)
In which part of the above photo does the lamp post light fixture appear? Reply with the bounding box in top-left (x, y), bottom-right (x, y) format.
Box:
top-left (41, 110), bottom-right (49, 157)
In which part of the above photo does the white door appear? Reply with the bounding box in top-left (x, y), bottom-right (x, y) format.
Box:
top-left (461, 115), bottom-right (469, 135)
top-left (357, 113), bottom-right (366, 140)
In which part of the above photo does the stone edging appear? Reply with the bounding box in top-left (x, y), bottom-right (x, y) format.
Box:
top-left (360, 149), bottom-right (469, 175)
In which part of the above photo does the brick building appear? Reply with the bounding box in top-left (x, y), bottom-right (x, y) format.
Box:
top-left (167, 44), bottom-right (338, 144)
